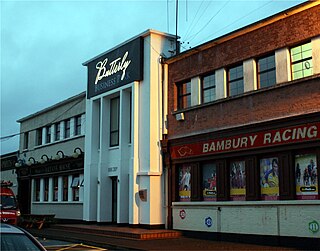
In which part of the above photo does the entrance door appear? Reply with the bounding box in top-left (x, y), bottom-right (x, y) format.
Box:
top-left (111, 177), bottom-right (118, 223)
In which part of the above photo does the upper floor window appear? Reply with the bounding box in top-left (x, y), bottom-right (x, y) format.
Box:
top-left (74, 115), bottom-right (81, 136)
top-left (202, 73), bottom-right (216, 103)
top-left (228, 64), bottom-right (244, 96)
top-left (64, 119), bottom-right (71, 139)
top-left (291, 41), bottom-right (313, 80)
top-left (177, 80), bottom-right (191, 109)
top-left (55, 123), bottom-right (60, 141)
top-left (45, 126), bottom-right (51, 144)
top-left (257, 54), bottom-right (276, 88)
top-left (36, 128), bottom-right (42, 146)
top-left (110, 97), bottom-right (120, 147)
top-left (23, 132), bottom-right (29, 150)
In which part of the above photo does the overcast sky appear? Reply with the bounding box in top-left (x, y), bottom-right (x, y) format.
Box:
top-left (1, 0), bottom-right (305, 155)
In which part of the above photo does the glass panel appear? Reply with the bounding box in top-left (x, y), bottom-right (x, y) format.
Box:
top-left (202, 163), bottom-right (217, 201)
top-left (260, 157), bottom-right (279, 200)
top-left (179, 165), bottom-right (191, 202)
top-left (230, 160), bottom-right (246, 200)
top-left (295, 153), bottom-right (318, 200)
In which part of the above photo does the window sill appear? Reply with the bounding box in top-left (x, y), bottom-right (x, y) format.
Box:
top-left (34, 134), bottom-right (84, 150)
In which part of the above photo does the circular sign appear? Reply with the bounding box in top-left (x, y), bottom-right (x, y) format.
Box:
top-left (309, 220), bottom-right (319, 233)
top-left (179, 210), bottom-right (186, 220)
top-left (205, 217), bottom-right (213, 227)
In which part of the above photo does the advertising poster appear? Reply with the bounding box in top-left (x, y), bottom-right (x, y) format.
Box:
top-left (295, 153), bottom-right (318, 199)
top-left (230, 161), bottom-right (246, 200)
top-left (202, 163), bottom-right (217, 201)
top-left (260, 157), bottom-right (279, 200)
top-left (179, 165), bottom-right (191, 201)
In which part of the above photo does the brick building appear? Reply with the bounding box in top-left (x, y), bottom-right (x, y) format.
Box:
top-left (163, 1), bottom-right (320, 244)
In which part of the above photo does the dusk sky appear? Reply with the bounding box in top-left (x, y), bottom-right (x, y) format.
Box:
top-left (1, 0), bottom-right (305, 154)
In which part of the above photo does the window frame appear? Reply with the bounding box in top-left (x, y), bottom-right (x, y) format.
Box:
top-left (64, 119), bottom-right (71, 139)
top-left (110, 97), bottom-right (120, 147)
top-left (227, 64), bottom-right (244, 97)
top-left (36, 128), bottom-right (43, 146)
top-left (45, 126), bottom-right (51, 144)
top-left (74, 115), bottom-right (81, 136)
top-left (201, 73), bottom-right (216, 104)
top-left (71, 175), bottom-right (80, 201)
top-left (290, 41), bottom-right (313, 80)
top-left (177, 80), bottom-right (191, 110)
top-left (23, 132), bottom-right (29, 150)
top-left (55, 122), bottom-right (60, 141)
top-left (257, 54), bottom-right (276, 89)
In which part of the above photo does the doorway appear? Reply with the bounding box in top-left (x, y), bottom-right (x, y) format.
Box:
top-left (111, 176), bottom-right (118, 223)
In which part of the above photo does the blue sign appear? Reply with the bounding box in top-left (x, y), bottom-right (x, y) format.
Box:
top-left (205, 217), bottom-right (213, 227)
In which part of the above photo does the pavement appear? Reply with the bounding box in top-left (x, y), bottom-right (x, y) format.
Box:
top-left (25, 224), bottom-right (315, 251)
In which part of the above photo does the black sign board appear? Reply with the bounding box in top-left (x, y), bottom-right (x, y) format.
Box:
top-left (86, 37), bottom-right (144, 98)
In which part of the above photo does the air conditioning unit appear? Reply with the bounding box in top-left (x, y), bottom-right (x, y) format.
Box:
top-left (176, 112), bottom-right (184, 121)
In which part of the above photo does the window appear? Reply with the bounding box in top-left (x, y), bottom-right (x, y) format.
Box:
top-left (257, 54), bottom-right (276, 88)
top-left (230, 160), bottom-right (246, 201)
top-left (64, 119), bottom-right (71, 139)
top-left (179, 165), bottom-right (191, 201)
top-left (202, 163), bottom-right (217, 201)
top-left (45, 126), bottom-right (51, 144)
top-left (228, 64), bottom-right (244, 96)
top-left (23, 132), bottom-right (29, 150)
top-left (44, 178), bottom-right (49, 201)
top-left (295, 153), bottom-right (318, 200)
top-left (291, 42), bottom-right (313, 80)
top-left (260, 157), bottom-right (279, 200)
top-left (177, 80), bottom-right (191, 109)
top-left (74, 115), bottom-right (81, 136)
top-left (36, 128), bottom-right (42, 146)
top-left (34, 179), bottom-right (40, 201)
top-left (71, 176), bottom-right (80, 201)
top-left (202, 73), bottom-right (216, 103)
top-left (62, 176), bottom-right (68, 201)
top-left (53, 177), bottom-right (58, 201)
top-left (110, 97), bottom-right (120, 147)
top-left (55, 123), bottom-right (60, 141)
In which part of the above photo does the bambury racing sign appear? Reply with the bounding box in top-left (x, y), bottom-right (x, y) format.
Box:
top-left (171, 122), bottom-right (320, 159)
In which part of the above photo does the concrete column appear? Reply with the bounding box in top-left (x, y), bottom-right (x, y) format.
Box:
top-left (243, 59), bottom-right (257, 92)
top-left (48, 178), bottom-right (53, 202)
top-left (275, 47), bottom-right (291, 84)
top-left (70, 117), bottom-right (75, 137)
top-left (312, 36), bottom-right (320, 75)
top-left (81, 114), bottom-right (86, 135)
top-left (41, 127), bottom-right (46, 145)
top-left (68, 175), bottom-right (73, 202)
top-left (40, 178), bottom-right (44, 202)
top-left (58, 176), bottom-right (63, 202)
top-left (191, 76), bottom-right (201, 106)
top-left (215, 68), bottom-right (227, 100)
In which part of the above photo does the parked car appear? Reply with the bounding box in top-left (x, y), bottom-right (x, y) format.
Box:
top-left (0, 223), bottom-right (46, 251)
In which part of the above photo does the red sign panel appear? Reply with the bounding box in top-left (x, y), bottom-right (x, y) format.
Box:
top-left (171, 122), bottom-right (320, 159)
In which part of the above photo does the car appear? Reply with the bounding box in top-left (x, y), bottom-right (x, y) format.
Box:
top-left (0, 223), bottom-right (47, 251)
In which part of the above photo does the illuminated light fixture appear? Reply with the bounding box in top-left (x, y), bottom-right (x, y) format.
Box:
top-left (15, 159), bottom-right (24, 168)
top-left (39, 154), bottom-right (50, 164)
top-left (72, 147), bottom-right (83, 158)
top-left (54, 150), bottom-right (65, 160)
top-left (26, 157), bottom-right (36, 166)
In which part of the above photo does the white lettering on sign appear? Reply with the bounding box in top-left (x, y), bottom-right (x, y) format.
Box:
top-left (95, 51), bottom-right (131, 85)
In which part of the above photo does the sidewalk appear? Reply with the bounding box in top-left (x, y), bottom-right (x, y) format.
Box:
top-left (26, 224), bottom-right (302, 251)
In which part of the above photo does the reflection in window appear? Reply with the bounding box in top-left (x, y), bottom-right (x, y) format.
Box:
top-left (260, 157), bottom-right (279, 200)
top-left (291, 42), bottom-right (313, 80)
top-left (230, 160), bottom-right (246, 200)
top-left (228, 65), bottom-right (244, 96)
top-left (179, 165), bottom-right (191, 202)
top-left (257, 54), bottom-right (276, 88)
top-left (202, 163), bottom-right (217, 201)
top-left (177, 80), bottom-right (191, 109)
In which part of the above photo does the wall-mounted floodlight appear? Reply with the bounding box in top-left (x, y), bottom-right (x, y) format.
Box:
top-left (72, 147), bottom-right (83, 158)
top-left (39, 154), bottom-right (50, 164)
top-left (54, 150), bottom-right (65, 160)
top-left (26, 157), bottom-right (36, 166)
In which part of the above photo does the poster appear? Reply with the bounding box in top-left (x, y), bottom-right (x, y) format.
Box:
top-left (179, 165), bottom-right (191, 201)
top-left (202, 163), bottom-right (217, 201)
top-left (260, 157), bottom-right (279, 200)
top-left (295, 153), bottom-right (318, 200)
top-left (230, 160), bottom-right (246, 200)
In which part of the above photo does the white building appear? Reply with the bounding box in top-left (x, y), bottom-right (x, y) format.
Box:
top-left (83, 30), bottom-right (177, 227)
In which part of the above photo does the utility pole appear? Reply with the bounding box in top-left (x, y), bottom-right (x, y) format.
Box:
top-left (175, 0), bottom-right (179, 55)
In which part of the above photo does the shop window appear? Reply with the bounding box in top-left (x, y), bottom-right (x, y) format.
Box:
top-left (260, 157), bottom-right (279, 200)
top-left (295, 153), bottom-right (318, 200)
top-left (177, 80), bottom-right (191, 109)
top-left (178, 165), bottom-right (191, 201)
top-left (71, 176), bottom-right (80, 201)
top-left (228, 64), bottom-right (244, 97)
top-left (202, 163), bottom-right (217, 201)
top-left (23, 132), bottom-right (29, 150)
top-left (34, 179), bottom-right (40, 202)
top-left (63, 176), bottom-right (68, 201)
top-left (53, 177), bottom-right (58, 201)
top-left (202, 73), bottom-right (216, 103)
top-left (45, 126), bottom-right (51, 144)
top-left (55, 123), bottom-right (60, 141)
top-left (291, 41), bottom-right (313, 80)
top-left (74, 115), bottom-right (81, 136)
top-left (110, 97), bottom-right (120, 147)
top-left (230, 160), bottom-right (246, 200)
top-left (257, 54), bottom-right (276, 88)
top-left (44, 178), bottom-right (49, 201)
top-left (36, 128), bottom-right (42, 146)
top-left (64, 119), bottom-right (71, 139)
